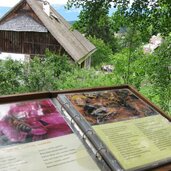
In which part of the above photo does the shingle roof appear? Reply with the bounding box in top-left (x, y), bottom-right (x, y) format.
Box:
top-left (0, 0), bottom-right (96, 63)
top-left (0, 14), bottom-right (47, 32)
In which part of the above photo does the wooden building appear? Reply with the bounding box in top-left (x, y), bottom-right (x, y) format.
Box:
top-left (0, 0), bottom-right (96, 67)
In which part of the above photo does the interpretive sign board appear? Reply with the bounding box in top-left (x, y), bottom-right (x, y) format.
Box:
top-left (0, 99), bottom-right (100, 171)
top-left (94, 115), bottom-right (171, 170)
top-left (57, 85), bottom-right (171, 171)
top-left (0, 85), bottom-right (170, 171)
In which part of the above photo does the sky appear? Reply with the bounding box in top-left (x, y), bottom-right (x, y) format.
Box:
top-left (0, 0), bottom-right (80, 21)
top-left (0, 0), bottom-right (116, 21)
top-left (0, 0), bottom-right (68, 7)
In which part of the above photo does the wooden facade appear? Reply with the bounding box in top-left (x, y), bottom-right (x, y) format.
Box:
top-left (0, 31), bottom-right (65, 56)
top-left (0, 0), bottom-right (96, 67)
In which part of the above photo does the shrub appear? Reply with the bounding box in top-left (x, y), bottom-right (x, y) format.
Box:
top-left (0, 59), bottom-right (24, 95)
top-left (88, 36), bottom-right (113, 68)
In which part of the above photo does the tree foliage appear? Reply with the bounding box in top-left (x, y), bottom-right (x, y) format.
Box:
top-left (146, 36), bottom-right (171, 112)
top-left (0, 51), bottom-right (74, 95)
top-left (0, 59), bottom-right (24, 94)
top-left (110, 48), bottom-right (147, 88)
top-left (88, 36), bottom-right (113, 67)
top-left (67, 0), bottom-right (171, 37)
top-left (67, 0), bottom-right (112, 42)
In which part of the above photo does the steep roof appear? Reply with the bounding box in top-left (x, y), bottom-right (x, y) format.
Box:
top-left (0, 0), bottom-right (96, 64)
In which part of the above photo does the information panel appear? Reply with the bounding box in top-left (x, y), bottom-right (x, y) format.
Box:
top-left (94, 115), bottom-right (171, 170)
top-left (0, 99), bottom-right (100, 171)
top-left (0, 134), bottom-right (100, 171)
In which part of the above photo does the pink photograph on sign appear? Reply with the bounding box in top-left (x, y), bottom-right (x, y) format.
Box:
top-left (0, 99), bottom-right (72, 147)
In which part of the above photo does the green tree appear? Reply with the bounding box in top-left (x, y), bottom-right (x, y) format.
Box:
top-left (146, 36), bottom-right (171, 113)
top-left (67, 0), bottom-right (171, 38)
top-left (44, 50), bottom-right (73, 78)
top-left (67, 1), bottom-right (112, 42)
top-left (88, 36), bottom-right (113, 68)
top-left (110, 48), bottom-right (146, 89)
top-left (0, 59), bottom-right (24, 95)
top-left (23, 51), bottom-right (73, 92)
top-left (23, 56), bottom-right (54, 92)
top-left (111, 0), bottom-right (171, 36)
top-left (110, 10), bottom-right (146, 84)
top-left (0, 51), bottom-right (75, 95)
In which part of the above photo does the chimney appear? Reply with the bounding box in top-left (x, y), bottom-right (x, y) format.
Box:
top-left (43, 1), bottom-right (50, 16)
